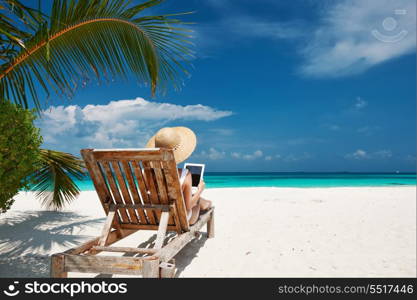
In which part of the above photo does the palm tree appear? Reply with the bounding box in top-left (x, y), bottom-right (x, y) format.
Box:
top-left (0, 0), bottom-right (193, 209)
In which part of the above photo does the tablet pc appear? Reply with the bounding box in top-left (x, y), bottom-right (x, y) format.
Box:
top-left (183, 163), bottom-right (205, 189)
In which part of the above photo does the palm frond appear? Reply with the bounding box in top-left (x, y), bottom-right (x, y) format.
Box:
top-left (30, 149), bottom-right (85, 210)
top-left (0, 0), bottom-right (45, 47)
top-left (0, 0), bottom-right (194, 110)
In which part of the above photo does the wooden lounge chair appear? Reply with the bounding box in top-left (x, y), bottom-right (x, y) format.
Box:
top-left (50, 148), bottom-right (214, 278)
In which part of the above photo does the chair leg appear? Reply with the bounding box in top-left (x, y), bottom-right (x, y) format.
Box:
top-left (98, 206), bottom-right (117, 247)
top-left (160, 259), bottom-right (176, 278)
top-left (50, 254), bottom-right (67, 278)
top-left (154, 211), bottom-right (169, 250)
top-left (143, 259), bottom-right (160, 278)
top-left (207, 211), bottom-right (215, 238)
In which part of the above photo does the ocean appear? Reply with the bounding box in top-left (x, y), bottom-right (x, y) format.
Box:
top-left (73, 172), bottom-right (416, 191)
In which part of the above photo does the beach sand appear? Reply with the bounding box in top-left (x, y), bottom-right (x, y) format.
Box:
top-left (0, 187), bottom-right (415, 277)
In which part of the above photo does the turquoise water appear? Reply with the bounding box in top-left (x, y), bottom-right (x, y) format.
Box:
top-left (73, 172), bottom-right (416, 191)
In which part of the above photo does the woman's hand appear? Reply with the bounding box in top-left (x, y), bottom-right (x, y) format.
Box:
top-left (191, 179), bottom-right (205, 206)
top-left (198, 179), bottom-right (206, 193)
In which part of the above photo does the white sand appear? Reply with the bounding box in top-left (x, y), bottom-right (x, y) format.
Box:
top-left (0, 187), bottom-right (415, 277)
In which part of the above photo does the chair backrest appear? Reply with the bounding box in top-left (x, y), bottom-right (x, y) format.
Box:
top-left (81, 148), bottom-right (189, 233)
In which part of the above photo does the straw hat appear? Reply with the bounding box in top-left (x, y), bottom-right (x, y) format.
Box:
top-left (146, 127), bottom-right (196, 163)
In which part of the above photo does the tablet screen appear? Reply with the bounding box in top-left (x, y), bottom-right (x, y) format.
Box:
top-left (185, 165), bottom-right (203, 187)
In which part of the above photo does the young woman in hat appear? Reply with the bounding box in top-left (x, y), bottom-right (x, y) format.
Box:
top-left (146, 127), bottom-right (212, 225)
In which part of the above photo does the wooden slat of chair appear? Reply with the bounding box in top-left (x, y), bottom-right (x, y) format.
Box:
top-left (63, 229), bottom-right (137, 255)
top-left (93, 149), bottom-right (164, 161)
top-left (81, 150), bottom-right (124, 235)
top-left (152, 161), bottom-right (175, 226)
top-left (101, 161), bottom-right (131, 223)
top-left (63, 254), bottom-right (146, 276)
top-left (162, 160), bottom-right (189, 232)
top-left (121, 161), bottom-right (148, 224)
top-left (131, 161), bottom-right (157, 225)
top-left (81, 150), bottom-right (112, 216)
top-left (91, 246), bottom-right (157, 254)
top-left (112, 161), bottom-right (140, 224)
top-left (170, 204), bottom-right (182, 234)
top-left (104, 203), bottom-right (171, 210)
top-left (142, 161), bottom-right (162, 223)
top-left (120, 223), bottom-right (179, 231)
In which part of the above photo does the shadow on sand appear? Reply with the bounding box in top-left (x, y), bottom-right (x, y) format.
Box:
top-left (1, 211), bottom-right (208, 278)
top-left (95, 231), bottom-right (209, 278)
top-left (0, 211), bottom-right (104, 277)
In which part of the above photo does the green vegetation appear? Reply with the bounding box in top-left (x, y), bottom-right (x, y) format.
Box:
top-left (0, 0), bottom-right (193, 211)
top-left (0, 101), bottom-right (42, 212)
top-left (33, 149), bottom-right (85, 210)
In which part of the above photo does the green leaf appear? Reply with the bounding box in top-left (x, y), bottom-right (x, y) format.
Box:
top-left (0, 0), bottom-right (194, 110)
top-left (30, 149), bottom-right (85, 210)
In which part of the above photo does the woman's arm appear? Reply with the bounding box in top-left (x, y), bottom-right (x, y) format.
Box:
top-left (182, 172), bottom-right (195, 211)
top-left (182, 171), bottom-right (205, 211)
top-left (191, 179), bottom-right (205, 205)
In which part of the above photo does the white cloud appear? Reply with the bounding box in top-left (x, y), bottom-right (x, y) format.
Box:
top-left (345, 149), bottom-right (369, 160)
top-left (205, 0), bottom-right (416, 77)
top-left (231, 150), bottom-right (263, 160)
top-left (253, 150), bottom-right (263, 157)
top-left (81, 98), bottom-right (232, 122)
top-left (374, 150), bottom-right (393, 159)
top-left (244, 150), bottom-right (263, 160)
top-left (224, 15), bottom-right (304, 40)
top-left (194, 0), bottom-right (305, 56)
top-left (327, 124), bottom-right (341, 131)
top-left (300, 0), bottom-right (416, 77)
top-left (357, 125), bottom-right (380, 136)
top-left (37, 97), bottom-right (232, 154)
top-left (405, 155), bottom-right (416, 162)
top-left (345, 149), bottom-right (392, 160)
top-left (211, 149), bottom-right (312, 163)
top-left (195, 147), bottom-right (226, 160)
top-left (264, 154), bottom-right (282, 161)
top-left (208, 128), bottom-right (235, 136)
top-left (283, 153), bottom-right (312, 162)
top-left (232, 151), bottom-right (310, 162)
top-left (230, 152), bottom-right (241, 159)
top-left (354, 97), bottom-right (368, 109)
top-left (205, 0), bottom-right (304, 40)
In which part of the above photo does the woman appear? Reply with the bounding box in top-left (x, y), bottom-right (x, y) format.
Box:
top-left (146, 127), bottom-right (212, 225)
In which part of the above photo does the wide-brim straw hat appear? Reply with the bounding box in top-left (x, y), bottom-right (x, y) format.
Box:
top-left (146, 127), bottom-right (196, 163)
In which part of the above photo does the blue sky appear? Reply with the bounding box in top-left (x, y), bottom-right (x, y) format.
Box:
top-left (35, 0), bottom-right (416, 172)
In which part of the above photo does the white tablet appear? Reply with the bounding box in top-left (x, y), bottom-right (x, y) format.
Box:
top-left (183, 163), bottom-right (205, 194)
